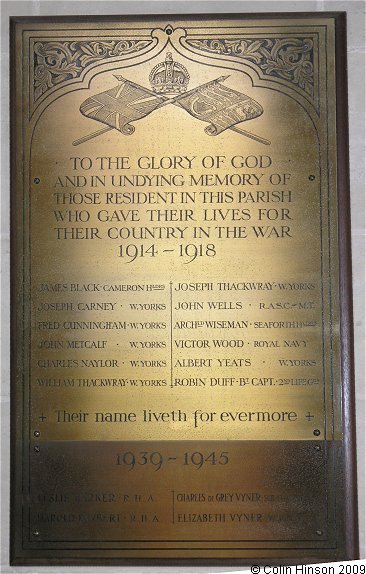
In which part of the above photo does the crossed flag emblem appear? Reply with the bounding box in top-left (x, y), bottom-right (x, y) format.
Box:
top-left (73, 75), bottom-right (270, 147)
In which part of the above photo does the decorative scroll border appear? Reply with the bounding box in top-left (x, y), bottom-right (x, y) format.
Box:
top-left (31, 31), bottom-right (317, 112)
top-left (185, 37), bottom-right (315, 99)
top-left (33, 39), bottom-right (153, 101)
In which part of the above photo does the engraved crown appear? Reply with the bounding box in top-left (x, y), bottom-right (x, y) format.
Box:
top-left (149, 53), bottom-right (190, 94)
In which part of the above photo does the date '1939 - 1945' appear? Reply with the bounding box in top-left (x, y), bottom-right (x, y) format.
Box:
top-left (116, 451), bottom-right (229, 471)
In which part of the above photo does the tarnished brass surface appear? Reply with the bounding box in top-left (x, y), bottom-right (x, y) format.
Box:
top-left (28, 441), bottom-right (331, 543)
top-left (11, 14), bottom-right (352, 563)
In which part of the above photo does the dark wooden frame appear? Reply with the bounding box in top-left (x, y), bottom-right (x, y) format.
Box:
top-left (9, 11), bottom-right (358, 565)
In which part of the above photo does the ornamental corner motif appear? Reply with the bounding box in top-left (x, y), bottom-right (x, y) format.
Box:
top-left (186, 37), bottom-right (316, 103)
top-left (33, 39), bottom-right (153, 102)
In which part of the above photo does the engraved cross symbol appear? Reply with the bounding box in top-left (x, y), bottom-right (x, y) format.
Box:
top-left (305, 412), bottom-right (315, 421)
top-left (39, 413), bottom-right (47, 422)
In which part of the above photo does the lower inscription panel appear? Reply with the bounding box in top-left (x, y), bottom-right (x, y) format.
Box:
top-left (22, 441), bottom-right (339, 556)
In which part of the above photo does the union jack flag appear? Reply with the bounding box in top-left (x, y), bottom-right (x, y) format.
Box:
top-left (79, 78), bottom-right (167, 135)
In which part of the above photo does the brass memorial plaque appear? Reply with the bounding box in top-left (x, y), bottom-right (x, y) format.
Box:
top-left (10, 13), bottom-right (358, 564)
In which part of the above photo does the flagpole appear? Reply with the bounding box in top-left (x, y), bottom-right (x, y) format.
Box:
top-left (72, 126), bottom-right (112, 146)
top-left (72, 118), bottom-right (270, 147)
top-left (229, 126), bottom-right (271, 146)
